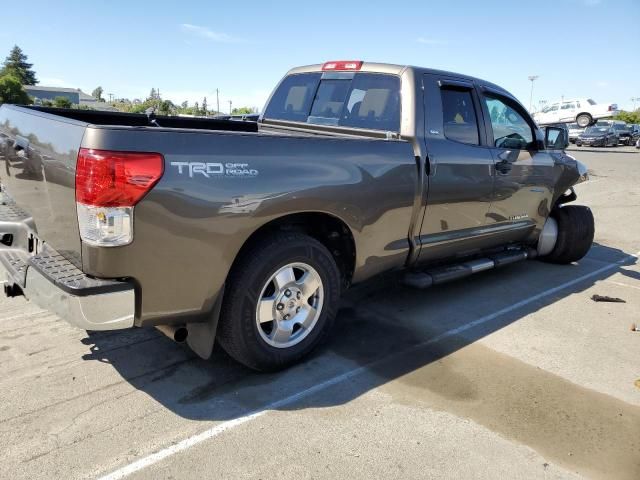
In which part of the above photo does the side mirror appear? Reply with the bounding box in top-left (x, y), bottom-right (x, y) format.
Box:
top-left (544, 126), bottom-right (568, 150)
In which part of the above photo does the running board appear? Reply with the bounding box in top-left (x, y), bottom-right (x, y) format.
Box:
top-left (402, 250), bottom-right (531, 289)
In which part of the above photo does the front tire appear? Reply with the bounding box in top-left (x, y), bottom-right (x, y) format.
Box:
top-left (542, 206), bottom-right (595, 264)
top-left (217, 232), bottom-right (341, 371)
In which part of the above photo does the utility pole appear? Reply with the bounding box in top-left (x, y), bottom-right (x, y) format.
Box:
top-left (632, 97), bottom-right (640, 111)
top-left (108, 93), bottom-right (114, 103)
top-left (528, 75), bottom-right (539, 113)
top-left (229, 100), bottom-right (232, 115)
top-left (216, 89), bottom-right (220, 115)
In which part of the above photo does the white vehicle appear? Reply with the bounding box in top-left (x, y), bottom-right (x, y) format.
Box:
top-left (533, 98), bottom-right (618, 127)
top-left (567, 123), bottom-right (584, 143)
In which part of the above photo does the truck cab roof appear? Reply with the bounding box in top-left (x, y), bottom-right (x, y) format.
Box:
top-left (286, 61), bottom-right (510, 95)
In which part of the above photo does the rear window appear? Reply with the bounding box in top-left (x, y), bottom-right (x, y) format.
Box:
top-left (264, 72), bottom-right (401, 132)
top-left (264, 73), bottom-right (321, 123)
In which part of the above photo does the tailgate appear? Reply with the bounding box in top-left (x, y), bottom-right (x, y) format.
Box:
top-left (0, 105), bottom-right (85, 267)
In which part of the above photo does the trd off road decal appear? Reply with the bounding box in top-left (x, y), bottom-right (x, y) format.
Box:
top-left (170, 162), bottom-right (259, 178)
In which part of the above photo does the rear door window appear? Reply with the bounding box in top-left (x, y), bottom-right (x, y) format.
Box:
top-left (440, 88), bottom-right (480, 145)
top-left (264, 72), bottom-right (401, 132)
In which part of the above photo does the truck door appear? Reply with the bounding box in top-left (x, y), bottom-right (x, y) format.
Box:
top-left (478, 88), bottom-right (555, 243)
top-left (417, 74), bottom-right (495, 263)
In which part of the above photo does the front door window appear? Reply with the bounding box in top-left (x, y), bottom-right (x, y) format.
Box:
top-left (484, 96), bottom-right (534, 149)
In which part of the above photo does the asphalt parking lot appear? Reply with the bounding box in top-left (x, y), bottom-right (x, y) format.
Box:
top-left (1, 149), bottom-right (639, 480)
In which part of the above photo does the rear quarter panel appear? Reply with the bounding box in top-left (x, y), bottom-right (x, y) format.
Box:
top-left (80, 127), bottom-right (417, 326)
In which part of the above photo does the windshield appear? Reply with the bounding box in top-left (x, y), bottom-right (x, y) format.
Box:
top-left (585, 127), bottom-right (608, 134)
top-left (264, 72), bottom-right (401, 132)
top-left (613, 124), bottom-right (629, 131)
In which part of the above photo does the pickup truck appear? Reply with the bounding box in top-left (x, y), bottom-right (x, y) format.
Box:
top-left (0, 61), bottom-right (593, 371)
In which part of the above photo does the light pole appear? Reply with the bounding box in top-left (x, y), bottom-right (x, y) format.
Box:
top-left (528, 75), bottom-right (539, 112)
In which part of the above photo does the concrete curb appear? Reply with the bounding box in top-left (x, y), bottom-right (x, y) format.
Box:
top-left (567, 147), bottom-right (638, 155)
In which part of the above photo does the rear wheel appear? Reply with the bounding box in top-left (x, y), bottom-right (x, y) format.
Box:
top-left (217, 232), bottom-right (341, 371)
top-left (576, 113), bottom-right (593, 128)
top-left (542, 205), bottom-right (595, 264)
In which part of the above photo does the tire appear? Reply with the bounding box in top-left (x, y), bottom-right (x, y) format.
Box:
top-left (542, 205), bottom-right (595, 264)
top-left (217, 232), bottom-right (341, 371)
top-left (576, 113), bottom-right (593, 128)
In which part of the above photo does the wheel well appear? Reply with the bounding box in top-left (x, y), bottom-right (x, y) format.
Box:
top-left (232, 213), bottom-right (356, 288)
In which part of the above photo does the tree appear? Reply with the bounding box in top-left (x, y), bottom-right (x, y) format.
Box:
top-left (202, 97), bottom-right (208, 116)
top-left (0, 75), bottom-right (31, 104)
top-left (231, 106), bottom-right (256, 115)
top-left (181, 100), bottom-right (188, 109)
top-left (91, 86), bottom-right (104, 101)
top-left (158, 99), bottom-right (176, 116)
top-left (53, 96), bottom-right (73, 108)
top-left (0, 46), bottom-right (38, 85)
top-left (615, 110), bottom-right (640, 125)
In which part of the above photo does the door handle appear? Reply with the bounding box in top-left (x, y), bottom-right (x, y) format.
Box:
top-left (495, 159), bottom-right (512, 174)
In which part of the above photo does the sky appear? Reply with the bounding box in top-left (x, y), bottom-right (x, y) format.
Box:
top-left (2, 0), bottom-right (639, 113)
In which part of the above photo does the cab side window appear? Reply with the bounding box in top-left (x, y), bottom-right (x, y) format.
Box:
top-left (440, 88), bottom-right (480, 145)
top-left (483, 96), bottom-right (534, 150)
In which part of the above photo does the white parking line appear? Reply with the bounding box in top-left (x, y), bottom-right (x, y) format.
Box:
top-left (96, 250), bottom-right (639, 480)
top-left (604, 279), bottom-right (640, 291)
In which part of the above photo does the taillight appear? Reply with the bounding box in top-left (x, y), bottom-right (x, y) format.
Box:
top-left (321, 60), bottom-right (363, 71)
top-left (75, 148), bottom-right (164, 247)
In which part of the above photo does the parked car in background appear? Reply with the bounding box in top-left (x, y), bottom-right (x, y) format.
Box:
top-left (627, 124), bottom-right (640, 146)
top-left (575, 126), bottom-right (619, 147)
top-left (567, 123), bottom-right (584, 143)
top-left (533, 98), bottom-right (618, 127)
top-left (611, 123), bottom-right (635, 145)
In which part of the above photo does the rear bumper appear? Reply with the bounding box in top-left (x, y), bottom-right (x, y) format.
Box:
top-left (0, 196), bottom-right (135, 331)
top-left (8, 262), bottom-right (136, 330)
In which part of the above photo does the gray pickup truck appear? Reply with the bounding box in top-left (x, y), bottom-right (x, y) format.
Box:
top-left (0, 61), bottom-right (593, 371)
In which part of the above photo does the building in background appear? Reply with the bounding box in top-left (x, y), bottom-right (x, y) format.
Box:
top-left (24, 86), bottom-right (117, 111)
